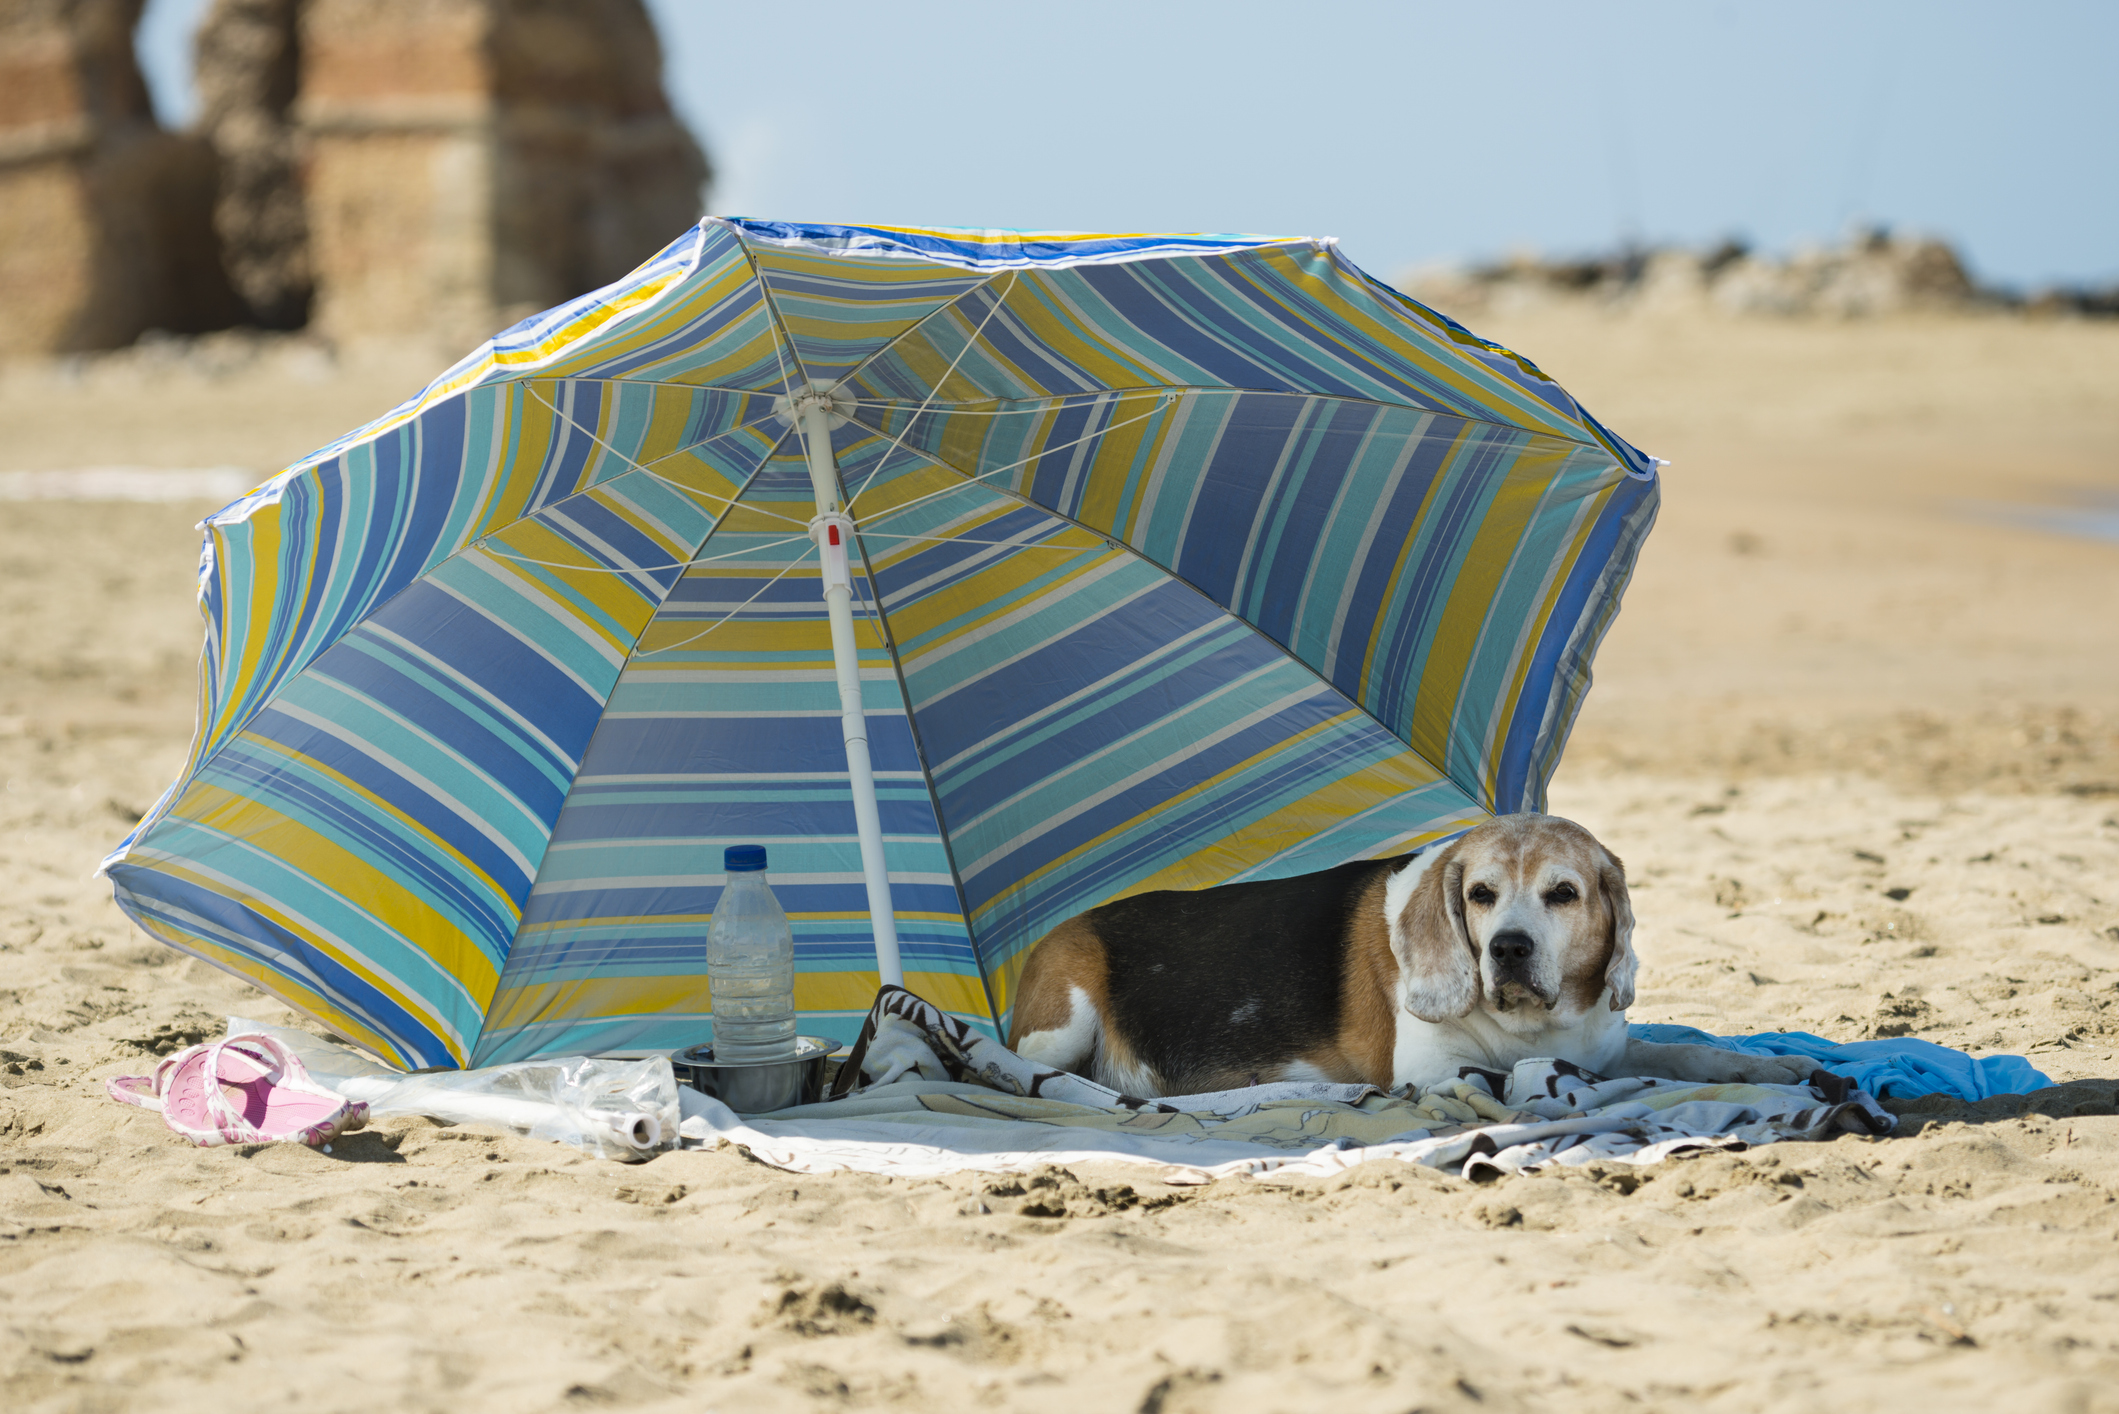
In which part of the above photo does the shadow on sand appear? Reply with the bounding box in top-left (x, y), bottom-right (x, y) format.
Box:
top-left (1881, 1076), bottom-right (2119, 1133)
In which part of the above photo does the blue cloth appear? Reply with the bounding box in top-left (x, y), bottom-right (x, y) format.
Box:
top-left (1631, 1023), bottom-right (2052, 1101)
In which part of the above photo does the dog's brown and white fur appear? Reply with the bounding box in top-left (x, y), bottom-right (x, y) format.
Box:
top-left (1006, 814), bottom-right (1815, 1097)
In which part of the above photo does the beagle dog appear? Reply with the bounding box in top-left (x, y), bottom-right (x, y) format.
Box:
top-left (1006, 813), bottom-right (1817, 1097)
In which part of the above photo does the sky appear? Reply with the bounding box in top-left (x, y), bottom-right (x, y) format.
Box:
top-left (137, 0), bottom-right (2117, 291)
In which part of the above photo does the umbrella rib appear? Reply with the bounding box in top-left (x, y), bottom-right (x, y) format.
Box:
top-left (546, 375), bottom-right (796, 399)
top-left (856, 529), bottom-right (1089, 550)
top-left (852, 394), bottom-right (1180, 533)
top-left (627, 542), bottom-right (818, 660)
top-left (859, 431), bottom-right (1435, 776)
top-left (825, 268), bottom-right (1016, 396)
top-left (475, 417), bottom-right (804, 579)
top-left (576, 379), bottom-right (1603, 451)
top-left (476, 531), bottom-right (812, 575)
top-left (522, 382), bottom-right (812, 529)
top-left (539, 380), bottom-right (783, 473)
top-left (737, 228), bottom-right (814, 418)
top-left (442, 417), bottom-right (809, 579)
top-left (623, 419), bottom-right (819, 658)
top-left (843, 383), bottom-right (1602, 449)
top-left (742, 237), bottom-right (814, 391)
top-left (476, 409), bottom-right (805, 580)
top-left (841, 270), bottom-right (1018, 521)
top-left (841, 387), bottom-right (1611, 549)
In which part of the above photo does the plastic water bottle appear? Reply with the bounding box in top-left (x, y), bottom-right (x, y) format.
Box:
top-left (705, 844), bottom-right (797, 1062)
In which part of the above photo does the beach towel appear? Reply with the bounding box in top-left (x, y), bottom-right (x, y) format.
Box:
top-left (1628, 1023), bottom-right (2051, 1100)
top-left (674, 987), bottom-right (1896, 1182)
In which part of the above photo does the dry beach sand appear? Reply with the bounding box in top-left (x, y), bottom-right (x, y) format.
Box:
top-left (3, 313), bottom-right (2118, 1413)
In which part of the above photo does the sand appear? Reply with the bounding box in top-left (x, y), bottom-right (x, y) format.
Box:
top-left (4, 311), bottom-right (2118, 1413)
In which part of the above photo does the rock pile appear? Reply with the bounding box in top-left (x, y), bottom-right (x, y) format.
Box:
top-left (1707, 230), bottom-right (1975, 316)
top-left (0, 0), bottom-right (710, 358)
top-left (1400, 228), bottom-right (2112, 322)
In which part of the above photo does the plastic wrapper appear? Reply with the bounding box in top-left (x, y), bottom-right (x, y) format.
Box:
top-left (226, 1019), bottom-right (680, 1161)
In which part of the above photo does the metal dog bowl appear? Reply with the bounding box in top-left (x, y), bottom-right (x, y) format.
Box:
top-left (673, 1036), bottom-right (834, 1116)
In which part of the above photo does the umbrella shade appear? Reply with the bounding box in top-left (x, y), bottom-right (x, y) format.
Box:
top-left (102, 220), bottom-right (1659, 1069)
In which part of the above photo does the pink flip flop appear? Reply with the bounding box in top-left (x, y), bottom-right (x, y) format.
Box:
top-left (105, 1045), bottom-right (204, 1113)
top-left (109, 1035), bottom-right (367, 1148)
top-left (106, 1072), bottom-right (163, 1110)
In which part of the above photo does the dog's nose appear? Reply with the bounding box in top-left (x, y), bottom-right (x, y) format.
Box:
top-left (1488, 930), bottom-right (1534, 966)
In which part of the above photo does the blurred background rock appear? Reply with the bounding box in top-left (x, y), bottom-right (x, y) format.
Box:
top-left (5, 1), bottom-right (2113, 367)
top-left (0, 0), bottom-right (243, 355)
top-left (0, 0), bottom-right (708, 358)
top-left (1402, 227), bottom-right (2119, 325)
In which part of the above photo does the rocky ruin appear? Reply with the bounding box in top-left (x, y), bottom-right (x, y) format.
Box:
top-left (295, 0), bottom-right (709, 345)
top-left (194, 0), bottom-right (309, 330)
top-left (0, 0), bottom-right (709, 357)
top-left (0, 0), bottom-right (243, 357)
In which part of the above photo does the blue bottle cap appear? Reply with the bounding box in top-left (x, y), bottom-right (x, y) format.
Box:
top-left (723, 844), bottom-right (768, 872)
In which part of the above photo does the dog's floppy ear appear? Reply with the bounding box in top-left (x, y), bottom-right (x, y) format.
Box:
top-left (1398, 841), bottom-right (1479, 1022)
top-left (1600, 850), bottom-right (1638, 1011)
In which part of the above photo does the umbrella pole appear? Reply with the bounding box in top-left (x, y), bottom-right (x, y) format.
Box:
top-left (797, 398), bottom-right (905, 991)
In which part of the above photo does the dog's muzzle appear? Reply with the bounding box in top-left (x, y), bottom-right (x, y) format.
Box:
top-left (1488, 930), bottom-right (1555, 1010)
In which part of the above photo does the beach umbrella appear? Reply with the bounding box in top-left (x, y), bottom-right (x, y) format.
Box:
top-left (101, 220), bottom-right (1660, 1070)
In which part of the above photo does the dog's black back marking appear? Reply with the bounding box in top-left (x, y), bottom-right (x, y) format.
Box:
top-left (1087, 857), bottom-right (1400, 1094)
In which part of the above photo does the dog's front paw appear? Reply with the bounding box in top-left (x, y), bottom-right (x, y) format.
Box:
top-left (1730, 1056), bottom-right (1818, 1089)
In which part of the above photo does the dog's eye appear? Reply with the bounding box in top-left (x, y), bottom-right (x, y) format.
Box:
top-left (1544, 882), bottom-right (1579, 905)
top-left (1466, 883), bottom-right (1497, 906)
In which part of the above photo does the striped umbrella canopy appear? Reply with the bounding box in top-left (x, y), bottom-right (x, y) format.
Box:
top-left (102, 219), bottom-right (1659, 1069)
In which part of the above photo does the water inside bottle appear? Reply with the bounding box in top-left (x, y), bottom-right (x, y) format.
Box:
top-left (706, 866), bottom-right (797, 1063)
